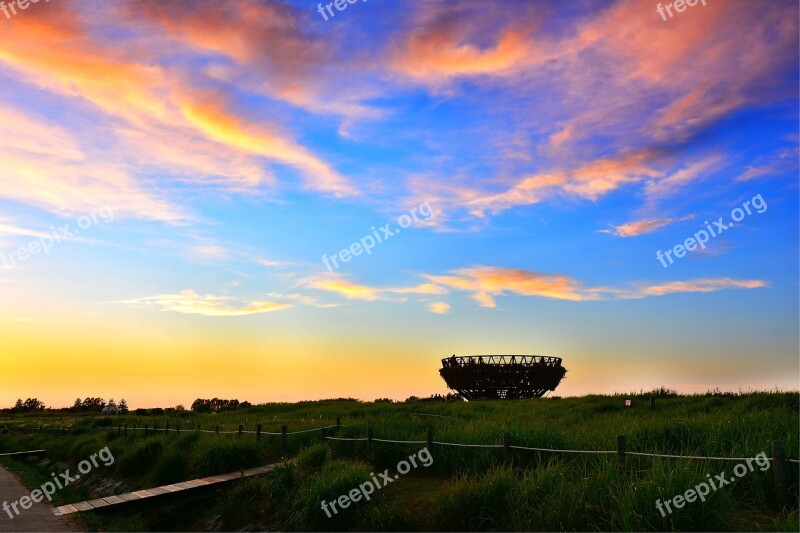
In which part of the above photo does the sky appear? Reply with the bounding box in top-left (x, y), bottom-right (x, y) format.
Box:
top-left (0, 0), bottom-right (797, 408)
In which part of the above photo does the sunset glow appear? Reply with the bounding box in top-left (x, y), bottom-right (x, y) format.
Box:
top-left (0, 0), bottom-right (797, 408)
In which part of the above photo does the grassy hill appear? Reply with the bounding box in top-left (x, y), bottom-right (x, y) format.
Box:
top-left (1, 390), bottom-right (797, 531)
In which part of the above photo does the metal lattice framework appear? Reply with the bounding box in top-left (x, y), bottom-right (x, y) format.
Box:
top-left (439, 355), bottom-right (567, 400)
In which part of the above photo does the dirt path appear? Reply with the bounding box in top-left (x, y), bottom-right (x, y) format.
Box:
top-left (0, 465), bottom-right (78, 532)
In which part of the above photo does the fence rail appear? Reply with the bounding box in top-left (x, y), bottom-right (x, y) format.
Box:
top-left (3, 421), bottom-right (797, 504)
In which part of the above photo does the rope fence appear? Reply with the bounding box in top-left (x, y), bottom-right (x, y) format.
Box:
top-left (4, 421), bottom-right (798, 504)
top-left (320, 428), bottom-right (798, 506)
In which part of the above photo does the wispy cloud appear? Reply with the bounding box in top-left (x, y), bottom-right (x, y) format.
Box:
top-left (621, 278), bottom-right (768, 299)
top-left (425, 266), bottom-right (589, 306)
top-left (423, 266), bottom-right (766, 308)
top-left (428, 302), bottom-right (451, 314)
top-left (301, 275), bottom-right (380, 301)
top-left (736, 148), bottom-right (799, 182)
top-left (599, 215), bottom-right (695, 238)
top-left (118, 290), bottom-right (291, 317)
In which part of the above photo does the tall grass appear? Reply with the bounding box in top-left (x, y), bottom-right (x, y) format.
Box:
top-left (0, 391), bottom-right (796, 531)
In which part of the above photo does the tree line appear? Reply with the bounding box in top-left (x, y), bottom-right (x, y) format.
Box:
top-left (190, 398), bottom-right (251, 413)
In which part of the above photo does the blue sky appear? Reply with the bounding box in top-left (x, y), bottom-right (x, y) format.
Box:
top-left (0, 0), bottom-right (797, 407)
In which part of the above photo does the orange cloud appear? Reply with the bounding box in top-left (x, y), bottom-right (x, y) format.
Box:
top-left (0, 2), bottom-right (354, 207)
top-left (182, 102), bottom-right (355, 197)
top-left (131, 0), bottom-right (381, 125)
top-left (392, 28), bottom-right (535, 82)
top-left (423, 266), bottom-right (766, 308)
top-left (426, 266), bottom-right (588, 306)
top-left (464, 149), bottom-right (663, 217)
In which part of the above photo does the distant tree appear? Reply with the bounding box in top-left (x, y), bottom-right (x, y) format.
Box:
top-left (72, 398), bottom-right (82, 410)
top-left (118, 399), bottom-right (129, 413)
top-left (191, 399), bottom-right (212, 413)
top-left (374, 398), bottom-right (394, 403)
top-left (80, 397), bottom-right (106, 411)
top-left (24, 398), bottom-right (45, 410)
top-left (12, 398), bottom-right (45, 411)
top-left (175, 404), bottom-right (186, 411)
top-left (191, 398), bottom-right (246, 413)
top-left (404, 396), bottom-right (420, 402)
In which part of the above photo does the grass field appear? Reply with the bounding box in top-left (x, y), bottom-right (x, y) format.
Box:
top-left (1, 390), bottom-right (798, 531)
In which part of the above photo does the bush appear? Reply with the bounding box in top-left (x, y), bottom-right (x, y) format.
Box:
top-left (153, 448), bottom-right (187, 484)
top-left (433, 467), bottom-right (517, 531)
top-left (298, 444), bottom-right (328, 472)
top-left (118, 440), bottom-right (163, 477)
top-left (289, 460), bottom-right (378, 531)
top-left (193, 440), bottom-right (261, 476)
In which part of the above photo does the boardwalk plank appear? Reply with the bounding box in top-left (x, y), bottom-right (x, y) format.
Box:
top-left (85, 499), bottom-right (110, 509)
top-left (52, 461), bottom-right (282, 516)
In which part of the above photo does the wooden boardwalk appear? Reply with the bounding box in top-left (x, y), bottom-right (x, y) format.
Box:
top-left (52, 463), bottom-right (278, 516)
top-left (0, 450), bottom-right (46, 457)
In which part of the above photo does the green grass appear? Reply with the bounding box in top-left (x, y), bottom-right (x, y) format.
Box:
top-left (0, 390), bottom-right (797, 531)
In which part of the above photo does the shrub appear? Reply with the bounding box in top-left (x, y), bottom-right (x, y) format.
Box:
top-left (298, 444), bottom-right (328, 472)
top-left (118, 440), bottom-right (164, 477)
top-left (193, 440), bottom-right (261, 476)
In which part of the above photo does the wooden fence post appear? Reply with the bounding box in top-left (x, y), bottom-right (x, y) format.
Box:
top-left (256, 424), bottom-right (262, 441)
top-left (144, 424), bottom-right (149, 436)
top-left (503, 431), bottom-right (511, 462)
top-left (215, 425), bottom-right (219, 435)
top-left (124, 424), bottom-right (127, 436)
top-left (177, 424), bottom-right (180, 434)
top-left (771, 440), bottom-right (787, 508)
top-left (336, 417), bottom-right (341, 432)
top-left (426, 428), bottom-right (433, 450)
top-left (320, 427), bottom-right (327, 442)
top-left (238, 425), bottom-right (243, 439)
top-left (616, 435), bottom-right (627, 463)
top-left (281, 425), bottom-right (288, 455)
top-left (367, 428), bottom-right (373, 452)
top-left (650, 397), bottom-right (655, 411)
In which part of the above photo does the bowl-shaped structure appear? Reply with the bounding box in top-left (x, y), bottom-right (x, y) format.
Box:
top-left (439, 355), bottom-right (566, 400)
